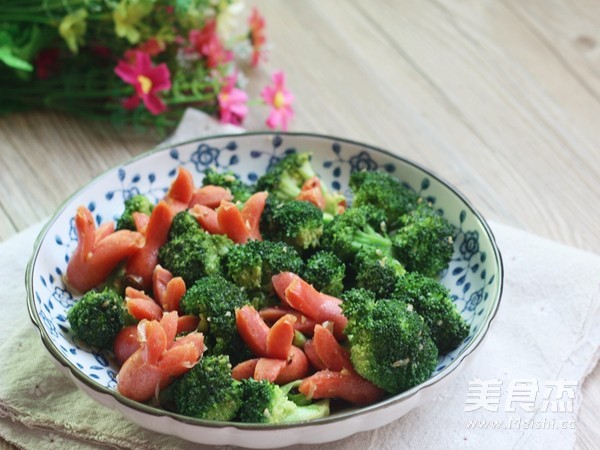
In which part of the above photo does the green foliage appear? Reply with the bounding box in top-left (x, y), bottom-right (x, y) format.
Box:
top-left (180, 275), bottom-right (252, 364)
top-left (115, 194), bottom-right (154, 231)
top-left (342, 288), bottom-right (438, 394)
top-left (67, 287), bottom-right (126, 350)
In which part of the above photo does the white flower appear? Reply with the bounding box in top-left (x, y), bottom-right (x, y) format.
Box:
top-left (216, 0), bottom-right (244, 41)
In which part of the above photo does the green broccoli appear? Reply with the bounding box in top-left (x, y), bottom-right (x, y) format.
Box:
top-left (341, 288), bottom-right (438, 394)
top-left (67, 287), bottom-right (126, 350)
top-left (354, 248), bottom-right (405, 299)
top-left (237, 379), bottom-right (330, 424)
top-left (159, 211), bottom-right (234, 286)
top-left (167, 209), bottom-right (200, 239)
top-left (168, 355), bottom-right (242, 421)
top-left (225, 240), bottom-right (304, 295)
top-left (261, 200), bottom-right (324, 250)
top-left (303, 250), bottom-right (346, 297)
top-left (320, 205), bottom-right (391, 262)
top-left (256, 152), bottom-right (345, 216)
top-left (115, 194), bottom-right (154, 231)
top-left (393, 272), bottom-right (469, 353)
top-left (392, 203), bottom-right (455, 278)
top-left (180, 275), bottom-right (252, 364)
top-left (256, 152), bottom-right (316, 201)
top-left (349, 170), bottom-right (418, 228)
top-left (202, 167), bottom-right (254, 203)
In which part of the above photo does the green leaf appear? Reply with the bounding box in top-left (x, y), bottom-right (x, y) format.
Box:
top-left (0, 46), bottom-right (33, 71)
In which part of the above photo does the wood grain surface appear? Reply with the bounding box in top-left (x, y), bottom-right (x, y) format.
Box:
top-left (0, 0), bottom-right (598, 448)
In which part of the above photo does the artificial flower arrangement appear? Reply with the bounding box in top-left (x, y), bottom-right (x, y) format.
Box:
top-left (0, 0), bottom-right (294, 132)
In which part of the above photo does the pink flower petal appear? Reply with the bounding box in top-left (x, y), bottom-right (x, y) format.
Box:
top-left (143, 93), bottom-right (167, 115)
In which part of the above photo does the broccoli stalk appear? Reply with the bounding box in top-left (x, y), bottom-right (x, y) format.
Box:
top-left (341, 288), bottom-right (439, 394)
top-left (237, 379), bottom-right (330, 424)
top-left (320, 205), bottom-right (392, 262)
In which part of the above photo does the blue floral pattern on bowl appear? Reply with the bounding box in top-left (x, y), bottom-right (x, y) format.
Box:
top-left (27, 132), bottom-right (502, 423)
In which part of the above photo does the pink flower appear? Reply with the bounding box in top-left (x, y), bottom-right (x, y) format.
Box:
top-left (218, 75), bottom-right (248, 125)
top-left (189, 20), bottom-right (232, 69)
top-left (248, 8), bottom-right (266, 67)
top-left (261, 71), bottom-right (294, 131)
top-left (114, 50), bottom-right (171, 115)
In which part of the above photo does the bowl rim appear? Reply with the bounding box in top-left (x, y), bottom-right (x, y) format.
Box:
top-left (26, 130), bottom-right (504, 430)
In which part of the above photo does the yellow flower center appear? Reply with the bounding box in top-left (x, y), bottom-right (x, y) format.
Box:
top-left (273, 91), bottom-right (285, 109)
top-left (137, 75), bottom-right (152, 94)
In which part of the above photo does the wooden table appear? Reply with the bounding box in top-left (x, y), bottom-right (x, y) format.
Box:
top-left (0, 1), bottom-right (598, 448)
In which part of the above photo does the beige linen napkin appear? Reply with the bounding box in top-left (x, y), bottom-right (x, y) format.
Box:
top-left (1, 111), bottom-right (598, 449)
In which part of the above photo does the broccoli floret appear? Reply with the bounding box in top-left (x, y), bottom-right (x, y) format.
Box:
top-left (159, 213), bottom-right (234, 286)
top-left (303, 250), bottom-right (346, 297)
top-left (115, 194), bottom-right (154, 231)
top-left (261, 200), bottom-right (324, 250)
top-left (169, 355), bottom-right (242, 421)
top-left (392, 204), bottom-right (455, 278)
top-left (354, 248), bottom-right (405, 299)
top-left (342, 288), bottom-right (438, 394)
top-left (225, 240), bottom-right (304, 295)
top-left (180, 275), bottom-right (252, 364)
top-left (393, 272), bottom-right (469, 353)
top-left (202, 167), bottom-right (254, 203)
top-left (67, 288), bottom-right (126, 350)
top-left (320, 205), bottom-right (391, 262)
top-left (350, 170), bottom-right (418, 228)
top-left (237, 379), bottom-right (330, 424)
top-left (256, 152), bottom-right (346, 217)
top-left (256, 152), bottom-right (316, 201)
top-left (168, 210), bottom-right (201, 239)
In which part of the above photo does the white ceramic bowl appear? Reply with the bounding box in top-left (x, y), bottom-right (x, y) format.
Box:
top-left (27, 132), bottom-right (503, 447)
